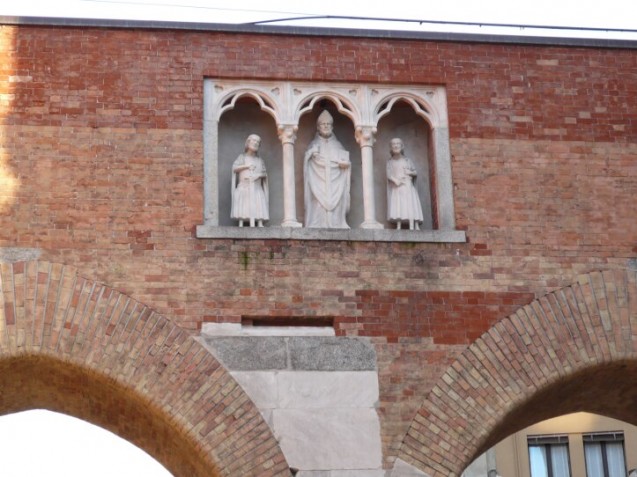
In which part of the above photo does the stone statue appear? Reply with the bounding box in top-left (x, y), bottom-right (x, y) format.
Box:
top-left (303, 110), bottom-right (351, 228)
top-left (231, 134), bottom-right (269, 227)
top-left (386, 138), bottom-right (424, 230)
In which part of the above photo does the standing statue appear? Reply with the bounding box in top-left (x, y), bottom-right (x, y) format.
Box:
top-left (303, 110), bottom-right (351, 228)
top-left (231, 134), bottom-right (269, 227)
top-left (386, 138), bottom-right (424, 230)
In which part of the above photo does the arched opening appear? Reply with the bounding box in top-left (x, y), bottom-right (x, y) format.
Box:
top-left (375, 99), bottom-right (433, 229)
top-left (295, 99), bottom-right (361, 227)
top-left (396, 268), bottom-right (637, 477)
top-left (0, 354), bottom-right (210, 476)
top-left (474, 361), bottom-right (637, 458)
top-left (0, 261), bottom-right (290, 477)
top-left (0, 409), bottom-right (171, 476)
top-left (218, 97), bottom-right (280, 225)
top-left (464, 411), bottom-right (637, 477)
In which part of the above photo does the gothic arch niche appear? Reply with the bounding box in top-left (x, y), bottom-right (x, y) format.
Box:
top-left (375, 100), bottom-right (433, 229)
top-left (199, 79), bottom-right (465, 242)
top-left (218, 96), bottom-right (281, 226)
top-left (295, 99), bottom-right (362, 228)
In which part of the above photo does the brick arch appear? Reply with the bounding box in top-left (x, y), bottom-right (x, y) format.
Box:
top-left (398, 267), bottom-right (637, 476)
top-left (0, 261), bottom-right (289, 477)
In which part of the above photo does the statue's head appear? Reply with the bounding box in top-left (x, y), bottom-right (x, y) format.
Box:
top-left (244, 134), bottom-right (261, 152)
top-left (390, 138), bottom-right (404, 155)
top-left (317, 110), bottom-right (334, 138)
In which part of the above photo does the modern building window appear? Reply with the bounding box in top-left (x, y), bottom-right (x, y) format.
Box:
top-left (584, 432), bottom-right (627, 477)
top-left (528, 435), bottom-right (571, 477)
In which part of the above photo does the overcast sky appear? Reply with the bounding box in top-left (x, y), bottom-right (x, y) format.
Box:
top-left (3, 0), bottom-right (637, 39)
top-left (0, 410), bottom-right (172, 476)
top-left (0, 1), bottom-right (635, 476)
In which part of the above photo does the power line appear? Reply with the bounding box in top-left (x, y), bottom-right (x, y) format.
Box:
top-left (78, 0), bottom-right (637, 35)
top-left (79, 0), bottom-right (315, 17)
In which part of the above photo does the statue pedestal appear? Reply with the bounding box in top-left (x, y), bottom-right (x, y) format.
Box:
top-left (281, 220), bottom-right (303, 228)
top-left (359, 220), bottom-right (384, 230)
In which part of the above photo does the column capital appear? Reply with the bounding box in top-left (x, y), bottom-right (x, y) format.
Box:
top-left (278, 124), bottom-right (298, 145)
top-left (355, 125), bottom-right (377, 148)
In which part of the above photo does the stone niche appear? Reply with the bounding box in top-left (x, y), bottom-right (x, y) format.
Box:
top-left (196, 80), bottom-right (465, 243)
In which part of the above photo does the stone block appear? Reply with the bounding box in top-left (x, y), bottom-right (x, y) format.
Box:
top-left (277, 371), bottom-right (379, 408)
top-left (0, 248), bottom-right (41, 263)
top-left (288, 337), bottom-right (376, 371)
top-left (230, 371), bottom-right (278, 409)
top-left (202, 322), bottom-right (334, 337)
top-left (329, 471), bottom-right (385, 477)
top-left (202, 337), bottom-right (287, 370)
top-left (272, 408), bottom-right (382, 470)
top-left (296, 472), bottom-right (384, 477)
top-left (390, 458), bottom-right (430, 477)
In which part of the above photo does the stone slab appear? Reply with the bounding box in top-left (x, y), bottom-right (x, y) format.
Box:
top-left (202, 336), bottom-right (287, 371)
top-left (259, 408), bottom-right (274, 429)
top-left (202, 336), bottom-right (376, 372)
top-left (196, 224), bottom-right (466, 243)
top-left (0, 247), bottom-right (41, 263)
top-left (288, 337), bottom-right (376, 371)
top-left (272, 408), bottom-right (382, 471)
top-left (390, 459), bottom-right (430, 477)
top-left (277, 371), bottom-right (379, 408)
top-left (230, 371), bottom-right (278, 409)
top-left (201, 322), bottom-right (335, 337)
top-left (296, 471), bottom-right (385, 477)
top-left (329, 471), bottom-right (385, 477)
top-left (461, 452), bottom-right (488, 477)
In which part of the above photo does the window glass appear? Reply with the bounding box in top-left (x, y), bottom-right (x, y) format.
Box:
top-left (529, 445), bottom-right (549, 477)
top-left (584, 433), bottom-right (626, 477)
top-left (528, 436), bottom-right (571, 477)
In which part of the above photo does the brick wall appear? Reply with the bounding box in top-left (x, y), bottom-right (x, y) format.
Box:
top-left (1, 23), bottom-right (636, 473)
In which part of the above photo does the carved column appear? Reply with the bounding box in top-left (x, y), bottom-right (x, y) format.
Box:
top-left (278, 124), bottom-right (302, 227)
top-left (356, 126), bottom-right (383, 229)
top-left (203, 80), bottom-right (219, 226)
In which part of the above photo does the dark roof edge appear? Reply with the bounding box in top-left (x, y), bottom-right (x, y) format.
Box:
top-left (1, 15), bottom-right (637, 49)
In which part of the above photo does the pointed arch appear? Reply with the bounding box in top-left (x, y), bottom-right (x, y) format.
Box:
top-left (374, 93), bottom-right (440, 129)
top-left (216, 89), bottom-right (280, 123)
top-left (0, 260), bottom-right (289, 477)
top-left (294, 91), bottom-right (360, 125)
top-left (397, 267), bottom-right (637, 476)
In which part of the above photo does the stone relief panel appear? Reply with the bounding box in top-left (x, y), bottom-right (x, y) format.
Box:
top-left (197, 79), bottom-right (465, 242)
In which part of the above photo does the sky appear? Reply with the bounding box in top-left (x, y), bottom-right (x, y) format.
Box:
top-left (2, 0), bottom-right (637, 40)
top-left (0, 410), bottom-right (172, 476)
top-left (0, 1), bottom-right (635, 476)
